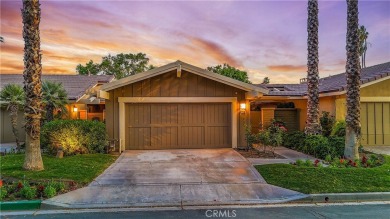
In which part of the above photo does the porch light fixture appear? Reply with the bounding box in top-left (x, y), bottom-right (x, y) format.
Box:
top-left (73, 105), bottom-right (78, 112)
top-left (240, 103), bottom-right (246, 114)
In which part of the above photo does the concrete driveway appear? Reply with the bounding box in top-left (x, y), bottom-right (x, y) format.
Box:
top-left (44, 149), bottom-right (306, 208)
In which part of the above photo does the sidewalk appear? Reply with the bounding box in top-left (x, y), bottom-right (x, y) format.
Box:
top-left (247, 147), bottom-right (316, 165)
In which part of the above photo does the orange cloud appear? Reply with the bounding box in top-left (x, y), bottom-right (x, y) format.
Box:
top-left (267, 65), bottom-right (307, 72)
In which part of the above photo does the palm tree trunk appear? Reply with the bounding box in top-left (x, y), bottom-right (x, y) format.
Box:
top-left (46, 104), bottom-right (54, 122)
top-left (344, 0), bottom-right (361, 160)
top-left (305, 0), bottom-right (321, 135)
top-left (9, 103), bottom-right (21, 151)
top-left (22, 0), bottom-right (44, 170)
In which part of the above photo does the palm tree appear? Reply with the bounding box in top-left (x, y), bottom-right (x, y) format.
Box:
top-left (22, 0), bottom-right (44, 170)
top-left (344, 0), bottom-right (361, 160)
top-left (305, 0), bottom-right (321, 135)
top-left (42, 81), bottom-right (68, 122)
top-left (358, 25), bottom-right (369, 68)
top-left (0, 84), bottom-right (25, 151)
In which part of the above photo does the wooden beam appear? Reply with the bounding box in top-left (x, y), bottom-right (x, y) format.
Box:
top-left (177, 64), bottom-right (182, 78)
top-left (98, 90), bottom-right (110, 99)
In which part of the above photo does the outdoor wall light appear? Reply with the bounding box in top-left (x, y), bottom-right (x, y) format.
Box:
top-left (240, 103), bottom-right (246, 114)
top-left (73, 105), bottom-right (78, 112)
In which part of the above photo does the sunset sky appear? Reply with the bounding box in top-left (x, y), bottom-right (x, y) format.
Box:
top-left (1, 0), bottom-right (389, 84)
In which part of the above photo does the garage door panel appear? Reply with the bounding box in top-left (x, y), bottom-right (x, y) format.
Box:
top-left (180, 104), bottom-right (204, 124)
top-left (126, 127), bottom-right (151, 150)
top-left (126, 103), bottom-right (231, 149)
top-left (179, 126), bottom-right (205, 147)
top-left (206, 126), bottom-right (231, 147)
top-left (151, 127), bottom-right (178, 149)
top-left (151, 104), bottom-right (178, 124)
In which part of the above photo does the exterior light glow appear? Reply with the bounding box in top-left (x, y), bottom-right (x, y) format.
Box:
top-left (73, 106), bottom-right (78, 112)
top-left (240, 103), bottom-right (246, 114)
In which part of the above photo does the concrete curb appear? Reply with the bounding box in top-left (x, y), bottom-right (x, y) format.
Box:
top-left (292, 192), bottom-right (390, 203)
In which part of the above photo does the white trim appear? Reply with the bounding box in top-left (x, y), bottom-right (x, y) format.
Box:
top-left (361, 97), bottom-right (390, 102)
top-left (117, 97), bottom-right (238, 151)
top-left (119, 102), bottom-right (125, 152)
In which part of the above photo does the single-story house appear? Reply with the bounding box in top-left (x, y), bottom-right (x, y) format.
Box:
top-left (99, 60), bottom-right (390, 151)
top-left (99, 61), bottom-right (268, 151)
top-left (0, 74), bottom-right (114, 143)
top-left (252, 61), bottom-right (390, 147)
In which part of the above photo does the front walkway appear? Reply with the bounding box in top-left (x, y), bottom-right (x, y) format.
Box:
top-left (247, 147), bottom-right (316, 165)
top-left (43, 149), bottom-right (306, 208)
top-left (364, 146), bottom-right (390, 155)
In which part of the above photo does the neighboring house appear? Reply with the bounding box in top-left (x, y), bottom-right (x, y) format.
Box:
top-left (99, 60), bottom-right (268, 151)
top-left (0, 74), bottom-right (114, 143)
top-left (253, 61), bottom-right (390, 147)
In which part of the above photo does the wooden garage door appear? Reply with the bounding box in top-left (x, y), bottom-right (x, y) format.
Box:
top-left (361, 102), bottom-right (390, 146)
top-left (125, 103), bottom-right (231, 149)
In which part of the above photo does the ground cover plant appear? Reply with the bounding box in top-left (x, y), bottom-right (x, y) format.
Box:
top-left (0, 153), bottom-right (117, 201)
top-left (256, 154), bottom-right (390, 194)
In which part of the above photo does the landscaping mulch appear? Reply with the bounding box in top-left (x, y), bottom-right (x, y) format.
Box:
top-left (235, 147), bottom-right (285, 159)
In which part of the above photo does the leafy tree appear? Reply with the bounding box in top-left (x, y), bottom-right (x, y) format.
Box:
top-left (262, 77), bottom-right (270, 84)
top-left (207, 64), bottom-right (251, 83)
top-left (344, 0), bottom-right (361, 160)
top-left (42, 81), bottom-right (68, 122)
top-left (76, 60), bottom-right (100, 75)
top-left (0, 84), bottom-right (25, 150)
top-left (22, 0), bottom-right (44, 170)
top-left (76, 53), bottom-right (153, 79)
top-left (305, 0), bottom-right (322, 135)
top-left (358, 25), bottom-right (369, 68)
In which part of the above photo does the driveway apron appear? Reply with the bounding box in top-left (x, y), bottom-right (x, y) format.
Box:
top-left (43, 149), bottom-right (307, 208)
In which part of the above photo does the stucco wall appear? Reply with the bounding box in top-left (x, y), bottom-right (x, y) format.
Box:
top-left (0, 109), bottom-right (25, 143)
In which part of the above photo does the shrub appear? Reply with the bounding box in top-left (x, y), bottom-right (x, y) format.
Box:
top-left (328, 136), bottom-right (345, 158)
top-left (41, 120), bottom-right (108, 156)
top-left (303, 135), bottom-right (330, 159)
top-left (331, 121), bottom-right (346, 137)
top-left (44, 186), bottom-right (57, 198)
top-left (19, 185), bottom-right (37, 200)
top-left (52, 181), bottom-right (66, 193)
top-left (0, 187), bottom-right (8, 201)
top-left (283, 131), bottom-right (306, 149)
top-left (320, 111), bottom-right (335, 137)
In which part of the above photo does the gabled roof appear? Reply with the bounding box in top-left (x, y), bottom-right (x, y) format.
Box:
top-left (0, 74), bottom-right (114, 100)
top-left (260, 61), bottom-right (390, 96)
top-left (101, 60), bottom-right (269, 94)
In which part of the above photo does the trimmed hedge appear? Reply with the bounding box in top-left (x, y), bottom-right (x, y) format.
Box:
top-left (41, 120), bottom-right (108, 156)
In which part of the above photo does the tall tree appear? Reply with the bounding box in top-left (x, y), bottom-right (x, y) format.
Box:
top-left (207, 64), bottom-right (251, 83)
top-left (42, 81), bottom-right (68, 122)
top-left (22, 0), bottom-right (44, 170)
top-left (76, 53), bottom-right (152, 79)
top-left (358, 25), bottom-right (369, 68)
top-left (76, 60), bottom-right (100, 75)
top-left (344, 0), bottom-right (361, 159)
top-left (0, 84), bottom-right (25, 151)
top-left (305, 0), bottom-right (321, 135)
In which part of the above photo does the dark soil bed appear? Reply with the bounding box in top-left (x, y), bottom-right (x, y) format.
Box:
top-left (235, 147), bottom-right (286, 159)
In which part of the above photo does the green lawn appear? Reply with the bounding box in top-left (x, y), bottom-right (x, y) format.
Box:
top-left (255, 155), bottom-right (390, 194)
top-left (0, 154), bottom-right (118, 184)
